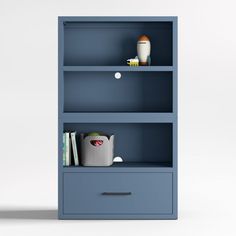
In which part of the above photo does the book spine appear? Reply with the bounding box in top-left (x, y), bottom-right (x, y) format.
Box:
top-left (71, 132), bottom-right (79, 166)
top-left (65, 132), bottom-right (70, 166)
top-left (69, 134), bottom-right (71, 166)
top-left (63, 133), bottom-right (66, 166)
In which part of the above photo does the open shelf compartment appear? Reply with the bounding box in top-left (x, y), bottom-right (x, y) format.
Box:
top-left (64, 71), bottom-right (172, 112)
top-left (64, 21), bottom-right (173, 66)
top-left (64, 123), bottom-right (173, 167)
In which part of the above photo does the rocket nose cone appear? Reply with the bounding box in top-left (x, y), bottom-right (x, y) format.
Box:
top-left (138, 35), bottom-right (150, 41)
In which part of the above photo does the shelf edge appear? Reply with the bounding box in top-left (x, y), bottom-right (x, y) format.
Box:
top-left (61, 112), bottom-right (176, 123)
top-left (63, 66), bottom-right (173, 72)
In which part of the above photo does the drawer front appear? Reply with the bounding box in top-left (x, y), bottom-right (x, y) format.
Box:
top-left (63, 172), bottom-right (173, 215)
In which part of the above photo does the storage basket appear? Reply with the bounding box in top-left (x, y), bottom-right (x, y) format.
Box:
top-left (80, 133), bottom-right (114, 166)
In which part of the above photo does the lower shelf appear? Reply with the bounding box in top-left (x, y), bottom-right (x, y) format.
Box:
top-left (64, 123), bottom-right (173, 165)
top-left (62, 162), bottom-right (173, 173)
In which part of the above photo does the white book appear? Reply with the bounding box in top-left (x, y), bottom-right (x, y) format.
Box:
top-left (71, 132), bottom-right (79, 166)
top-left (65, 132), bottom-right (71, 166)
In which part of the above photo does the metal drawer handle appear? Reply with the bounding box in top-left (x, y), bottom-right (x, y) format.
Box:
top-left (102, 192), bottom-right (132, 196)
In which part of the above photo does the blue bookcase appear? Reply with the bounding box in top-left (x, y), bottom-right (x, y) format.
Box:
top-left (58, 16), bottom-right (177, 220)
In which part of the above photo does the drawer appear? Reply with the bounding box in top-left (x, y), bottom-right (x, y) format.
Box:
top-left (63, 172), bottom-right (173, 215)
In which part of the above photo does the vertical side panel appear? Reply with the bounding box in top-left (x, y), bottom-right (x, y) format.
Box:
top-left (58, 17), bottom-right (64, 219)
top-left (172, 17), bottom-right (178, 218)
top-left (173, 17), bottom-right (178, 115)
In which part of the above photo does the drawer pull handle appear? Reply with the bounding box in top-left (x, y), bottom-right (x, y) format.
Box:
top-left (102, 192), bottom-right (132, 196)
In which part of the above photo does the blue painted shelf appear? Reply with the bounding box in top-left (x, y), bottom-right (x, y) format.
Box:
top-left (63, 66), bottom-right (174, 72)
top-left (63, 162), bottom-right (173, 173)
top-left (58, 16), bottom-right (178, 220)
top-left (62, 112), bottom-right (175, 123)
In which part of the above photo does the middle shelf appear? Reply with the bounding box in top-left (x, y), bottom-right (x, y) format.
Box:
top-left (61, 112), bottom-right (176, 123)
top-left (63, 71), bottom-right (173, 113)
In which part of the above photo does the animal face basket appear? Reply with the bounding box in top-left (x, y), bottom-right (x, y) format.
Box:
top-left (80, 134), bottom-right (114, 166)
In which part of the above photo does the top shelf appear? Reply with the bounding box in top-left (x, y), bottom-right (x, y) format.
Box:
top-left (62, 21), bottom-right (174, 67)
top-left (63, 66), bottom-right (174, 72)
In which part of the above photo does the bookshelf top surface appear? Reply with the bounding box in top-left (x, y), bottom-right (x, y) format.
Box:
top-left (59, 16), bottom-right (177, 23)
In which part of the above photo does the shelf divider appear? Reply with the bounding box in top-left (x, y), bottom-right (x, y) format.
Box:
top-left (61, 112), bottom-right (175, 123)
top-left (63, 66), bottom-right (173, 72)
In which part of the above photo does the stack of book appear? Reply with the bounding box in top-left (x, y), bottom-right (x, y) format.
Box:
top-left (63, 132), bottom-right (79, 166)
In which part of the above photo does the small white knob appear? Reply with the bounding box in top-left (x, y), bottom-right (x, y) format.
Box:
top-left (114, 72), bottom-right (121, 79)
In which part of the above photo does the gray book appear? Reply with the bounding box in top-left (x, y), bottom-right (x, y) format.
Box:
top-left (71, 132), bottom-right (79, 166)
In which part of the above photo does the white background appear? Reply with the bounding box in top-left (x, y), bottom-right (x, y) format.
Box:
top-left (0, 0), bottom-right (236, 235)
